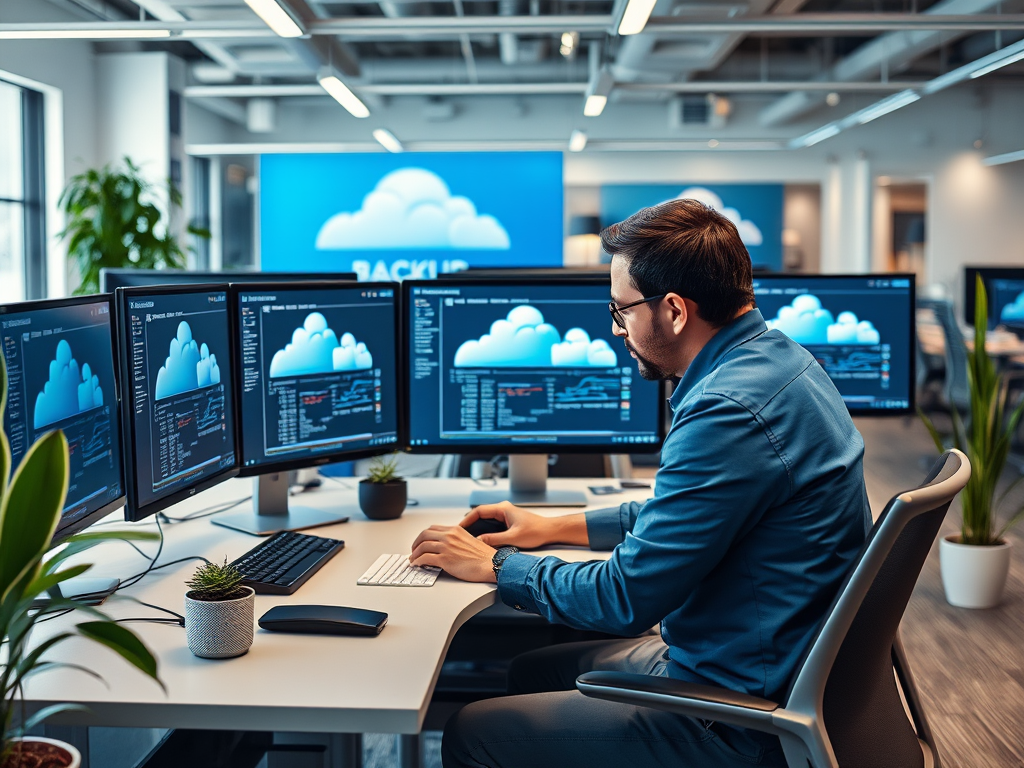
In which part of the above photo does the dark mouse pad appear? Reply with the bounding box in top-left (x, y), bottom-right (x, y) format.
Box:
top-left (259, 605), bottom-right (388, 636)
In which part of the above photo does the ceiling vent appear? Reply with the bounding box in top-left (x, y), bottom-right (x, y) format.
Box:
top-left (669, 95), bottom-right (731, 130)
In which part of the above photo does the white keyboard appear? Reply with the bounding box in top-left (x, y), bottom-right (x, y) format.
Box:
top-left (357, 554), bottom-right (441, 587)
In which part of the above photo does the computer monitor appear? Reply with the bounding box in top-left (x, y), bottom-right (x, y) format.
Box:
top-left (962, 266), bottom-right (1024, 327)
top-left (403, 276), bottom-right (665, 507)
top-left (752, 273), bottom-right (915, 415)
top-left (115, 284), bottom-right (238, 522)
top-left (221, 281), bottom-right (401, 535)
top-left (988, 278), bottom-right (1024, 335)
top-left (100, 269), bottom-right (357, 293)
top-left (0, 295), bottom-right (125, 541)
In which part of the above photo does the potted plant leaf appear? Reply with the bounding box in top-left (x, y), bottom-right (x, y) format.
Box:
top-left (359, 453), bottom-right (407, 520)
top-left (920, 276), bottom-right (1024, 608)
top-left (0, 357), bottom-right (163, 768)
top-left (184, 560), bottom-right (255, 659)
top-left (58, 157), bottom-right (210, 295)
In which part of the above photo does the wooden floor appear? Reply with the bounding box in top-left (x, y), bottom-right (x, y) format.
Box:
top-left (858, 416), bottom-right (1024, 768)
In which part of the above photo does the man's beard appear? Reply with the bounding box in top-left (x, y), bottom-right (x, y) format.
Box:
top-left (625, 333), bottom-right (673, 381)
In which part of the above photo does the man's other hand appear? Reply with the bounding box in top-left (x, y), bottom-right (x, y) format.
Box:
top-left (460, 502), bottom-right (554, 549)
top-left (410, 525), bottom-right (497, 583)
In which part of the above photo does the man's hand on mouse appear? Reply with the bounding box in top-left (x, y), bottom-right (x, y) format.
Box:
top-left (410, 525), bottom-right (498, 583)
top-left (460, 502), bottom-right (554, 549)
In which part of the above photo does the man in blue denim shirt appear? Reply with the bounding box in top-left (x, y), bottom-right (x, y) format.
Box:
top-left (411, 199), bottom-right (870, 768)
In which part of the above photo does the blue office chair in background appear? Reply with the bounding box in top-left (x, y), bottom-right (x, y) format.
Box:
top-left (577, 449), bottom-right (970, 768)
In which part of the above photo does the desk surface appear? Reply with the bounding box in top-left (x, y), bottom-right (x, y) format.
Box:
top-left (24, 477), bottom-right (646, 734)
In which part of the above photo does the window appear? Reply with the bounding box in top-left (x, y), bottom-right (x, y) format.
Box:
top-left (0, 79), bottom-right (45, 302)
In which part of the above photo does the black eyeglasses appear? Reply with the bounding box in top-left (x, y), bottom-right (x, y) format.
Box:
top-left (608, 294), bottom-right (666, 330)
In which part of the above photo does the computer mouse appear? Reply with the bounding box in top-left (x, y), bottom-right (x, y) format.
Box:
top-left (463, 517), bottom-right (508, 537)
top-left (258, 605), bottom-right (388, 636)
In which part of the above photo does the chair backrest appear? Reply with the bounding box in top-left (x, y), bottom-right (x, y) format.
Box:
top-left (930, 299), bottom-right (970, 411)
top-left (784, 449), bottom-right (970, 768)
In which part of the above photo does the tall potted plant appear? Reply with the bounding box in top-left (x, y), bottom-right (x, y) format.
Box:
top-left (0, 357), bottom-right (163, 767)
top-left (58, 157), bottom-right (209, 295)
top-left (921, 276), bottom-right (1024, 608)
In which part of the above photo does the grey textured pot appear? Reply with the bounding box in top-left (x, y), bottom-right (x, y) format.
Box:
top-left (359, 479), bottom-right (407, 520)
top-left (185, 586), bottom-right (255, 659)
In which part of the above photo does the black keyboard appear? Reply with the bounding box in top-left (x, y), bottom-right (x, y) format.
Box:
top-left (230, 531), bottom-right (345, 595)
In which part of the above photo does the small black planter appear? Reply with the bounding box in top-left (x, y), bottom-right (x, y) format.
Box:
top-left (359, 479), bottom-right (407, 520)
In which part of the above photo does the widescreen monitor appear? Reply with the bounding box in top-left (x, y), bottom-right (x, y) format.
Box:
top-left (752, 274), bottom-right (915, 415)
top-left (0, 295), bottom-right (125, 541)
top-left (403, 276), bottom-right (665, 507)
top-left (115, 284), bottom-right (238, 521)
top-left (101, 268), bottom-right (356, 293)
top-left (988, 278), bottom-right (1024, 334)
top-left (221, 281), bottom-right (401, 534)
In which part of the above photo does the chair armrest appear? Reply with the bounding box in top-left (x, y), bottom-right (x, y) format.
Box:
top-left (576, 672), bottom-right (781, 733)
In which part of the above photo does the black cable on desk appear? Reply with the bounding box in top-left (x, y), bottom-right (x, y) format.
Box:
top-left (159, 495), bottom-right (251, 524)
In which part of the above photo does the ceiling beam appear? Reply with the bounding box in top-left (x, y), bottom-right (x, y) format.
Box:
top-left (642, 13), bottom-right (1024, 35)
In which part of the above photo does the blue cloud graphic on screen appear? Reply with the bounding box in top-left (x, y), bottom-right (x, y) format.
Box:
top-left (1000, 292), bottom-right (1024, 323)
top-left (766, 294), bottom-right (880, 345)
top-left (455, 306), bottom-right (618, 367)
top-left (269, 312), bottom-right (373, 378)
top-left (155, 321), bottom-right (221, 400)
top-left (33, 340), bottom-right (104, 429)
top-left (315, 168), bottom-right (511, 251)
top-left (677, 187), bottom-right (763, 246)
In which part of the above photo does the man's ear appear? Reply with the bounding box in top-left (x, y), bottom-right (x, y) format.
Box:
top-left (664, 293), bottom-right (688, 335)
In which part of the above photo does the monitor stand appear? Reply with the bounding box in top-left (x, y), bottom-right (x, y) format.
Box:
top-left (469, 455), bottom-right (588, 508)
top-left (212, 473), bottom-right (350, 536)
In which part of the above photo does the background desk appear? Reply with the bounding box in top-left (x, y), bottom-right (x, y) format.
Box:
top-left (24, 477), bottom-right (648, 738)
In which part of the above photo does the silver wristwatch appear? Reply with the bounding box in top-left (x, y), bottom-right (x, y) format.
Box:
top-left (492, 545), bottom-right (520, 576)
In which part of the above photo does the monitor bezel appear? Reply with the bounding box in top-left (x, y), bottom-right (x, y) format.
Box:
top-left (963, 265), bottom-right (1024, 327)
top-left (0, 292), bottom-right (128, 542)
top-left (100, 269), bottom-right (358, 293)
top-left (114, 283), bottom-right (240, 523)
top-left (228, 280), bottom-right (405, 477)
top-left (401, 275), bottom-right (667, 455)
top-left (752, 272), bottom-right (917, 417)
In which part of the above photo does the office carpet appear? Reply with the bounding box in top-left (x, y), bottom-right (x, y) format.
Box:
top-left (360, 417), bottom-right (1024, 768)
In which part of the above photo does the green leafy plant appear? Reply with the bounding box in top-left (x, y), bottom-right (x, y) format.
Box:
top-left (185, 560), bottom-right (247, 602)
top-left (58, 157), bottom-right (210, 295)
top-left (920, 275), bottom-right (1024, 545)
top-left (366, 453), bottom-right (403, 484)
top-left (0, 356), bottom-right (162, 762)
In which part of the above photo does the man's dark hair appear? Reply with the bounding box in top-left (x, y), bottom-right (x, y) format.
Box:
top-left (601, 198), bottom-right (755, 327)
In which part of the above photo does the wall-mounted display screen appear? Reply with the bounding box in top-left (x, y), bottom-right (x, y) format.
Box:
top-left (260, 152), bottom-right (564, 281)
top-left (601, 183), bottom-right (784, 271)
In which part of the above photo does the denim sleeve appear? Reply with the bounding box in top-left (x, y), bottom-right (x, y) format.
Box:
top-left (585, 502), bottom-right (645, 550)
top-left (495, 394), bottom-right (788, 634)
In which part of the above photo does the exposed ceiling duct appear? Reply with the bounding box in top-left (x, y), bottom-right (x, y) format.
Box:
top-left (758, 0), bottom-right (1006, 127)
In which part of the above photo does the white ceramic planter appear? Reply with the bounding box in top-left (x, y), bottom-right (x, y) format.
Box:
top-left (939, 535), bottom-right (1013, 609)
top-left (9, 736), bottom-right (82, 768)
top-left (185, 586), bottom-right (256, 659)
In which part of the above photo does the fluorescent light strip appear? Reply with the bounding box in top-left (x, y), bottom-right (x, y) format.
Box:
top-left (970, 49), bottom-right (1024, 79)
top-left (244, 0), bottom-right (304, 38)
top-left (791, 123), bottom-right (841, 148)
top-left (568, 130), bottom-right (587, 152)
top-left (372, 128), bottom-right (403, 153)
top-left (0, 29), bottom-right (172, 39)
top-left (584, 94), bottom-right (607, 117)
top-left (983, 149), bottom-right (1024, 167)
top-left (618, 0), bottom-right (657, 35)
top-left (853, 89), bottom-right (920, 124)
top-left (925, 39), bottom-right (1024, 94)
top-left (319, 75), bottom-right (370, 118)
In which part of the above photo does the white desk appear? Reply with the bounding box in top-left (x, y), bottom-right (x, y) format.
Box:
top-left (24, 477), bottom-right (646, 736)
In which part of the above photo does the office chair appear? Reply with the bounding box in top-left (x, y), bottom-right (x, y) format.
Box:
top-left (927, 299), bottom-right (971, 413)
top-left (577, 448), bottom-right (971, 768)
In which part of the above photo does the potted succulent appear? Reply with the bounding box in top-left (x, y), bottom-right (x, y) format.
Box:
top-left (58, 157), bottom-right (209, 295)
top-left (359, 453), bottom-right (407, 520)
top-left (184, 560), bottom-right (255, 659)
top-left (921, 276), bottom-right (1024, 608)
top-left (0, 358), bottom-right (162, 768)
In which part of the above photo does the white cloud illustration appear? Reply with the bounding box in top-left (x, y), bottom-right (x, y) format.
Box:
top-left (454, 305), bottom-right (619, 368)
top-left (270, 312), bottom-right (373, 378)
top-left (34, 340), bottom-right (103, 429)
top-left (767, 295), bottom-right (881, 345)
top-left (1000, 292), bottom-right (1024, 323)
top-left (155, 321), bottom-right (220, 400)
top-left (676, 186), bottom-right (763, 246)
top-left (315, 168), bottom-right (511, 251)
